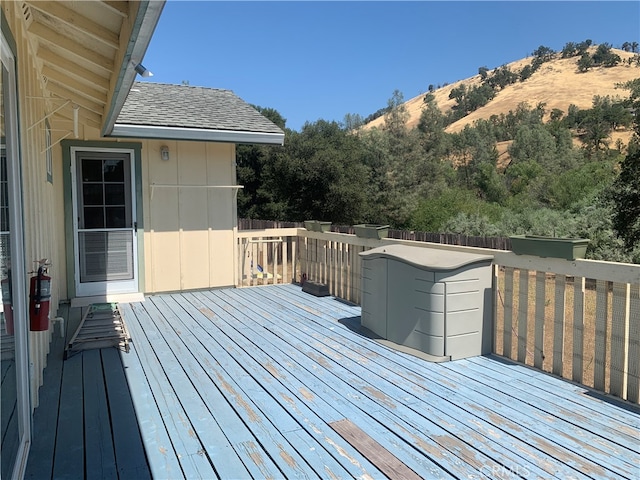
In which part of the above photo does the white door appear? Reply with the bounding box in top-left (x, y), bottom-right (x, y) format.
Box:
top-left (71, 148), bottom-right (138, 297)
top-left (1, 30), bottom-right (32, 480)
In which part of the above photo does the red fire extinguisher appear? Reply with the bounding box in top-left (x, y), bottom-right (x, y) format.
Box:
top-left (1, 268), bottom-right (13, 336)
top-left (29, 260), bottom-right (51, 332)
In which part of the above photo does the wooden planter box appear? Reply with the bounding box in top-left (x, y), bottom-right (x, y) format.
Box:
top-left (353, 224), bottom-right (390, 239)
top-left (510, 235), bottom-right (589, 260)
top-left (304, 220), bottom-right (331, 232)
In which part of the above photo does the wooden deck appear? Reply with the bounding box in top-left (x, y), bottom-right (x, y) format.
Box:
top-left (27, 284), bottom-right (639, 479)
top-left (25, 307), bottom-right (150, 479)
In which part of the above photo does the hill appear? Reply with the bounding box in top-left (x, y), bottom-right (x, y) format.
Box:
top-left (363, 48), bottom-right (639, 148)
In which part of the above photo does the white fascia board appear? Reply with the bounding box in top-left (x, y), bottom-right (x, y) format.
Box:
top-left (110, 124), bottom-right (285, 145)
top-left (102, 1), bottom-right (166, 136)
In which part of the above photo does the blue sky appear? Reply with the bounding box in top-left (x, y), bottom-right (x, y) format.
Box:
top-left (142, 1), bottom-right (640, 131)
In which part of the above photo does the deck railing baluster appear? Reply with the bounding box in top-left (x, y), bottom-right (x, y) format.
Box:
top-left (534, 271), bottom-right (546, 370)
top-left (553, 274), bottom-right (567, 377)
top-left (572, 277), bottom-right (585, 384)
top-left (503, 267), bottom-right (515, 359)
top-left (610, 282), bottom-right (630, 398)
top-left (594, 280), bottom-right (609, 391)
top-left (627, 284), bottom-right (640, 403)
top-left (234, 228), bottom-right (640, 403)
top-left (517, 269), bottom-right (529, 363)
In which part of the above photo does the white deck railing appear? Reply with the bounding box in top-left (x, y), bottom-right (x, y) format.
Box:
top-left (236, 228), bottom-right (640, 404)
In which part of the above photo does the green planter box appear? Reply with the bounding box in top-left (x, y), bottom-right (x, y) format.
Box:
top-left (353, 224), bottom-right (390, 239)
top-left (304, 220), bottom-right (332, 232)
top-left (510, 235), bottom-right (589, 260)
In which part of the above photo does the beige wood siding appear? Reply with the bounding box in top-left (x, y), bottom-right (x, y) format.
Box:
top-left (142, 140), bottom-right (237, 292)
top-left (3, 2), bottom-right (61, 407)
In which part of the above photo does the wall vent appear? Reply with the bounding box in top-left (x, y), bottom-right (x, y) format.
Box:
top-left (21, 2), bottom-right (33, 26)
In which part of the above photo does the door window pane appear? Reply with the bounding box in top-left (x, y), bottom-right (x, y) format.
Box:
top-left (103, 160), bottom-right (124, 182)
top-left (82, 184), bottom-right (103, 206)
top-left (83, 207), bottom-right (105, 228)
top-left (106, 207), bottom-right (126, 228)
top-left (104, 184), bottom-right (124, 205)
top-left (81, 159), bottom-right (103, 182)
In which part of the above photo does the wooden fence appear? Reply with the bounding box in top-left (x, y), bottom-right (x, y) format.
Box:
top-left (238, 219), bottom-right (511, 250)
top-left (235, 227), bottom-right (640, 403)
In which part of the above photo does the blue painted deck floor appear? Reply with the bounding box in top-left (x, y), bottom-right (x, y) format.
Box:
top-left (28, 284), bottom-right (640, 479)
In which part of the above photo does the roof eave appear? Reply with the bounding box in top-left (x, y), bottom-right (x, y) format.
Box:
top-left (110, 124), bottom-right (285, 146)
top-left (102, 1), bottom-right (166, 137)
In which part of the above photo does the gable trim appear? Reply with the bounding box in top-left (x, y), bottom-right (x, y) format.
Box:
top-left (110, 124), bottom-right (285, 145)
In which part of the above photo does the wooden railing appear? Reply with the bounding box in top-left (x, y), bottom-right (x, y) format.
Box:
top-left (236, 229), bottom-right (299, 287)
top-left (236, 228), bottom-right (640, 404)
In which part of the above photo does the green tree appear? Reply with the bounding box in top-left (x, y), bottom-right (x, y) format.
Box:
top-left (343, 113), bottom-right (364, 131)
top-left (519, 64), bottom-right (534, 82)
top-left (592, 43), bottom-right (621, 67)
top-left (532, 45), bottom-right (555, 62)
top-left (609, 150), bottom-right (640, 250)
top-left (579, 107), bottom-right (611, 155)
top-left (577, 52), bottom-right (594, 72)
top-left (236, 106), bottom-right (287, 218)
top-left (508, 124), bottom-right (558, 167)
top-left (383, 89), bottom-right (409, 138)
top-left (561, 42), bottom-right (577, 58)
top-left (608, 76), bottom-right (640, 251)
top-left (410, 188), bottom-right (489, 232)
top-left (576, 39), bottom-right (593, 55)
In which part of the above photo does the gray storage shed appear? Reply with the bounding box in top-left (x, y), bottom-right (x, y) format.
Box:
top-left (360, 245), bottom-right (494, 361)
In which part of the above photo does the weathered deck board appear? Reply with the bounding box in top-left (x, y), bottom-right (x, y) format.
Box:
top-left (82, 349), bottom-right (117, 479)
top-left (240, 287), bottom-right (599, 479)
top-left (118, 285), bottom-right (640, 479)
top-left (149, 292), bottom-right (383, 478)
top-left (193, 290), bottom-right (455, 477)
top-left (26, 284), bottom-right (640, 479)
top-left (25, 320), bottom-right (151, 479)
top-left (225, 288), bottom-right (552, 477)
top-left (25, 323), bottom-right (65, 479)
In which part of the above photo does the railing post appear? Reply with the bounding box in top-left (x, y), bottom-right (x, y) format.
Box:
top-left (553, 274), bottom-right (566, 376)
top-left (492, 264), bottom-right (499, 355)
top-left (572, 277), bottom-right (585, 384)
top-left (534, 271), bottom-right (546, 369)
top-left (503, 267), bottom-right (514, 359)
top-left (627, 284), bottom-right (640, 403)
top-left (594, 280), bottom-right (609, 391)
top-left (517, 269), bottom-right (529, 363)
top-left (610, 282), bottom-right (630, 399)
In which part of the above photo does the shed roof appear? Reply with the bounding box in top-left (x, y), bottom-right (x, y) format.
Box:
top-left (110, 82), bottom-right (285, 145)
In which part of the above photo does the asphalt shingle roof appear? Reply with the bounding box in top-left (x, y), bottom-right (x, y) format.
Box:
top-left (116, 82), bottom-right (284, 135)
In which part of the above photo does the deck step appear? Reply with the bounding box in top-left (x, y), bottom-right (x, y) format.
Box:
top-left (64, 303), bottom-right (130, 359)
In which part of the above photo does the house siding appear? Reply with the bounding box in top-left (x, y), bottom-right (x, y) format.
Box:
top-left (3, 1), bottom-right (62, 409)
top-left (142, 140), bottom-right (237, 292)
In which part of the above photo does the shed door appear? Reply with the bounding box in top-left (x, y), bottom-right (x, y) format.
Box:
top-left (72, 149), bottom-right (138, 296)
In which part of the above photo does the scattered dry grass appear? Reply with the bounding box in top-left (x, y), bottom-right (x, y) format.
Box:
top-left (364, 48), bottom-right (639, 151)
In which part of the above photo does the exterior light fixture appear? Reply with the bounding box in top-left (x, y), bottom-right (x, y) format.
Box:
top-left (134, 62), bottom-right (153, 78)
top-left (160, 145), bottom-right (169, 161)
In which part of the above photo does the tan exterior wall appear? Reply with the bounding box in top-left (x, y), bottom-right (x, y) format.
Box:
top-left (4, 2), bottom-right (239, 409)
top-left (56, 126), bottom-right (239, 295)
top-left (141, 140), bottom-right (237, 292)
top-left (3, 2), bottom-right (61, 407)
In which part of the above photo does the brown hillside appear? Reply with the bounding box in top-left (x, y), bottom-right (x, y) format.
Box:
top-left (364, 48), bottom-right (639, 145)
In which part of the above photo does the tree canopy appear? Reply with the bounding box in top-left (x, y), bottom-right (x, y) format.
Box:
top-left (237, 51), bottom-right (640, 263)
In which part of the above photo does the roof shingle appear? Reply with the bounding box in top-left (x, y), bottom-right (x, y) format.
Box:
top-left (116, 82), bottom-right (284, 135)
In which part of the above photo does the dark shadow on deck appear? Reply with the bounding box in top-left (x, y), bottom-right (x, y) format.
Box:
top-left (338, 315), bottom-right (382, 340)
top-left (25, 305), bottom-right (150, 479)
